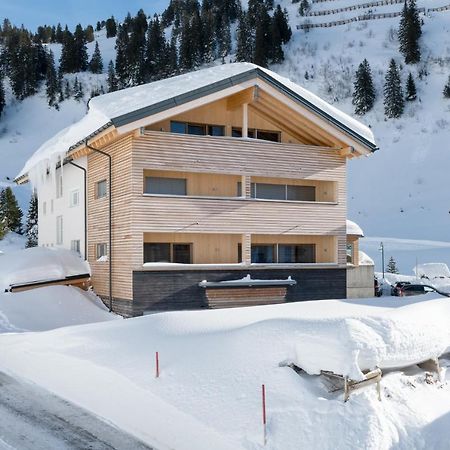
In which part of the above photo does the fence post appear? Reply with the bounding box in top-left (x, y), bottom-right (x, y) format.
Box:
top-left (262, 384), bottom-right (267, 445)
top-left (155, 351), bottom-right (160, 378)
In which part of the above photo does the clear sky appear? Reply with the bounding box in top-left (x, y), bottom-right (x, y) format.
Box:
top-left (0, 0), bottom-right (168, 31)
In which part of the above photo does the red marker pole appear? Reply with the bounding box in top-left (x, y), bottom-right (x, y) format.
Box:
top-left (155, 351), bottom-right (160, 378)
top-left (262, 384), bottom-right (267, 445)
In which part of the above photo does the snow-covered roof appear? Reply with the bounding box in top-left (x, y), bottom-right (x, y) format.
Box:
top-left (414, 263), bottom-right (450, 280)
top-left (17, 63), bottom-right (377, 180)
top-left (346, 219), bottom-right (364, 237)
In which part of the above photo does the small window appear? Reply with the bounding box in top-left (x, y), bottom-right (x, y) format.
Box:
top-left (71, 239), bottom-right (81, 254)
top-left (207, 125), bottom-right (225, 136)
top-left (55, 174), bottom-right (63, 199)
top-left (256, 130), bottom-right (280, 142)
top-left (96, 243), bottom-right (108, 260)
top-left (70, 189), bottom-right (80, 207)
top-left (232, 127), bottom-right (242, 138)
top-left (251, 245), bottom-right (275, 263)
top-left (51, 199), bottom-right (54, 213)
top-left (170, 121), bottom-right (186, 134)
top-left (145, 176), bottom-right (187, 195)
top-left (173, 244), bottom-right (191, 263)
top-left (255, 183), bottom-right (285, 200)
top-left (96, 180), bottom-right (107, 198)
top-left (43, 201), bottom-right (47, 215)
top-left (347, 243), bottom-right (354, 263)
top-left (56, 215), bottom-right (63, 245)
top-left (144, 243), bottom-right (192, 264)
top-left (187, 124), bottom-right (206, 136)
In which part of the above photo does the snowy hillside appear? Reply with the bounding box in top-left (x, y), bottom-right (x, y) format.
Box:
top-left (1, 3), bottom-right (450, 271)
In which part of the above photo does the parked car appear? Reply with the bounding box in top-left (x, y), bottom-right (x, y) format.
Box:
top-left (397, 284), bottom-right (435, 297)
top-left (391, 281), bottom-right (411, 296)
top-left (374, 277), bottom-right (382, 297)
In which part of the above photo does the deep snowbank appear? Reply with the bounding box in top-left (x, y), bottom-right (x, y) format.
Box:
top-left (0, 296), bottom-right (449, 449)
top-left (0, 286), bottom-right (117, 332)
top-left (0, 247), bottom-right (90, 291)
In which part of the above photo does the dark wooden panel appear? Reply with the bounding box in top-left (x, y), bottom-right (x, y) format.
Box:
top-left (132, 268), bottom-right (346, 316)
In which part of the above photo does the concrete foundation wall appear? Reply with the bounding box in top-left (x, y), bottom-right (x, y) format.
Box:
top-left (347, 264), bottom-right (374, 298)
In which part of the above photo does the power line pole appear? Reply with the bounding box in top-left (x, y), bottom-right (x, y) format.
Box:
top-left (379, 242), bottom-right (385, 279)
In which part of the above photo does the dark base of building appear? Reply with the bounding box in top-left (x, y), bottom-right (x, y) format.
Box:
top-left (122, 267), bottom-right (347, 317)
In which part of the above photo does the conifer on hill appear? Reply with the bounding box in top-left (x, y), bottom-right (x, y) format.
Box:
top-left (443, 76), bottom-right (450, 99)
top-left (25, 192), bottom-right (38, 248)
top-left (45, 49), bottom-right (59, 108)
top-left (106, 17), bottom-right (117, 38)
top-left (299, 0), bottom-right (311, 17)
top-left (398, 0), bottom-right (422, 64)
top-left (0, 74), bottom-right (5, 118)
top-left (384, 59), bottom-right (404, 118)
top-left (89, 41), bottom-right (103, 74)
top-left (73, 24), bottom-right (88, 72)
top-left (386, 256), bottom-right (399, 274)
top-left (107, 61), bottom-right (118, 93)
top-left (0, 187), bottom-right (23, 234)
top-left (405, 72), bottom-right (417, 101)
top-left (352, 59), bottom-right (376, 115)
top-left (253, 6), bottom-right (272, 67)
top-left (115, 25), bottom-right (130, 88)
top-left (270, 6), bottom-right (291, 64)
top-left (236, 12), bottom-right (253, 62)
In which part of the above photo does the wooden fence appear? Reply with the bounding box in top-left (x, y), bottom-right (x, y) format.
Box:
top-left (305, 0), bottom-right (404, 17)
top-left (298, 7), bottom-right (430, 29)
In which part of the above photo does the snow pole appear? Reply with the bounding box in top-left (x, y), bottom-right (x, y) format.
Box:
top-left (262, 384), bottom-right (267, 445)
top-left (155, 351), bottom-right (160, 378)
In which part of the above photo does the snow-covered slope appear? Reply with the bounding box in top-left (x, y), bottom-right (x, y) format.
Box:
top-left (1, 4), bottom-right (450, 271)
top-left (0, 296), bottom-right (449, 449)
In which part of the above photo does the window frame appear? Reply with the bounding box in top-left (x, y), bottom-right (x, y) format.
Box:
top-left (143, 242), bottom-right (192, 264)
top-left (55, 174), bottom-right (63, 199)
top-left (144, 176), bottom-right (187, 196)
top-left (56, 215), bottom-right (63, 245)
top-left (71, 239), bottom-right (81, 254)
top-left (69, 189), bottom-right (80, 207)
top-left (96, 179), bottom-right (107, 199)
top-left (96, 243), bottom-right (108, 260)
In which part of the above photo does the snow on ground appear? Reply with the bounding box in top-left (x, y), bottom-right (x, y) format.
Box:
top-left (0, 286), bottom-right (117, 333)
top-left (1, 295), bottom-right (450, 449)
top-left (0, 232), bottom-right (26, 255)
top-left (0, 247), bottom-right (90, 291)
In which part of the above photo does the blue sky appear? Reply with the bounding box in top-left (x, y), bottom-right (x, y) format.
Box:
top-left (0, 0), bottom-right (168, 31)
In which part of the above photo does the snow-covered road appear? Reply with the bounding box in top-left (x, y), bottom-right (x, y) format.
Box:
top-left (0, 371), bottom-right (153, 450)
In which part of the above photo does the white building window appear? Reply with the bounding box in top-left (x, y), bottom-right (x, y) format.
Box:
top-left (96, 243), bottom-right (108, 260)
top-left (71, 239), bottom-right (81, 254)
top-left (56, 175), bottom-right (63, 199)
top-left (51, 199), bottom-right (54, 214)
top-left (70, 189), bottom-right (80, 207)
top-left (96, 180), bottom-right (107, 199)
top-left (43, 201), bottom-right (47, 215)
top-left (56, 215), bottom-right (63, 245)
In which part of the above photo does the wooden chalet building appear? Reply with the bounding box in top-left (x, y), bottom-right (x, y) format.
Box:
top-left (17, 63), bottom-right (377, 317)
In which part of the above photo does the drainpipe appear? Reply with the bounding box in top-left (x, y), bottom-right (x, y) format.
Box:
top-left (85, 139), bottom-right (113, 312)
top-left (68, 161), bottom-right (87, 260)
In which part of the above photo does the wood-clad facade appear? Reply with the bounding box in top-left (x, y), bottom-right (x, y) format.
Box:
top-left (23, 65), bottom-right (376, 316)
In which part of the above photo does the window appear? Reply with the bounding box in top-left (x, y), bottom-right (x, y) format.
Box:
top-left (232, 128), bottom-right (279, 142)
top-left (207, 125), bottom-right (225, 136)
top-left (56, 215), bottom-right (63, 245)
top-left (51, 200), bottom-right (54, 214)
top-left (96, 243), bottom-right (108, 260)
top-left (56, 175), bottom-right (63, 198)
top-left (251, 245), bottom-right (275, 263)
top-left (170, 121), bottom-right (186, 134)
top-left (278, 244), bottom-right (316, 263)
top-left (144, 243), bottom-right (192, 264)
top-left (145, 177), bottom-right (187, 195)
top-left (71, 239), bottom-right (81, 254)
top-left (43, 201), bottom-right (47, 215)
top-left (70, 189), bottom-right (80, 207)
top-left (237, 182), bottom-right (316, 201)
top-left (347, 243), bottom-right (354, 263)
top-left (96, 179), bottom-right (107, 198)
top-left (187, 124), bottom-right (206, 135)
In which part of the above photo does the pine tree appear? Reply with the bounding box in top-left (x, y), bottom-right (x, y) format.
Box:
top-left (384, 59), bottom-right (404, 118)
top-left (0, 187), bottom-right (23, 234)
top-left (0, 216), bottom-right (5, 240)
top-left (352, 59), bottom-right (376, 115)
top-left (145, 16), bottom-right (167, 81)
top-left (270, 5), bottom-right (292, 64)
top-left (115, 25), bottom-right (130, 88)
top-left (299, 0), bottom-right (311, 16)
top-left (179, 14), bottom-right (196, 71)
top-left (89, 41), bottom-right (103, 74)
top-left (236, 12), bottom-right (253, 62)
top-left (106, 17), bottom-right (117, 38)
top-left (443, 76), bottom-right (450, 99)
top-left (405, 72), bottom-right (417, 101)
top-left (85, 25), bottom-right (95, 43)
top-left (73, 24), bottom-right (88, 71)
top-left (386, 256), bottom-right (399, 274)
top-left (253, 6), bottom-right (272, 67)
top-left (74, 77), bottom-right (84, 101)
top-left (107, 61), bottom-right (118, 92)
top-left (0, 75), bottom-right (5, 117)
top-left (45, 49), bottom-right (59, 107)
top-left (398, 0), bottom-right (422, 64)
top-left (55, 23), bottom-right (64, 43)
top-left (25, 192), bottom-right (38, 248)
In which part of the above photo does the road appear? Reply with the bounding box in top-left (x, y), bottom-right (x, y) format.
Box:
top-left (0, 371), bottom-right (154, 450)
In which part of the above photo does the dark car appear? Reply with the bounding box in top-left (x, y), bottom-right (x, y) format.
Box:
top-left (391, 281), bottom-right (411, 296)
top-left (397, 284), bottom-right (434, 297)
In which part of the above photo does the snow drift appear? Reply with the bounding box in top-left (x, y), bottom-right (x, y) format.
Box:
top-left (0, 247), bottom-right (90, 291)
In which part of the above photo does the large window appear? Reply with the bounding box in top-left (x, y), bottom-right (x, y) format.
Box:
top-left (71, 239), bottom-right (81, 254)
top-left (237, 182), bottom-right (316, 201)
top-left (144, 243), bottom-right (192, 264)
top-left (56, 174), bottom-right (63, 199)
top-left (170, 121), bottom-right (225, 137)
top-left (249, 243), bottom-right (316, 263)
top-left (145, 177), bottom-right (187, 195)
